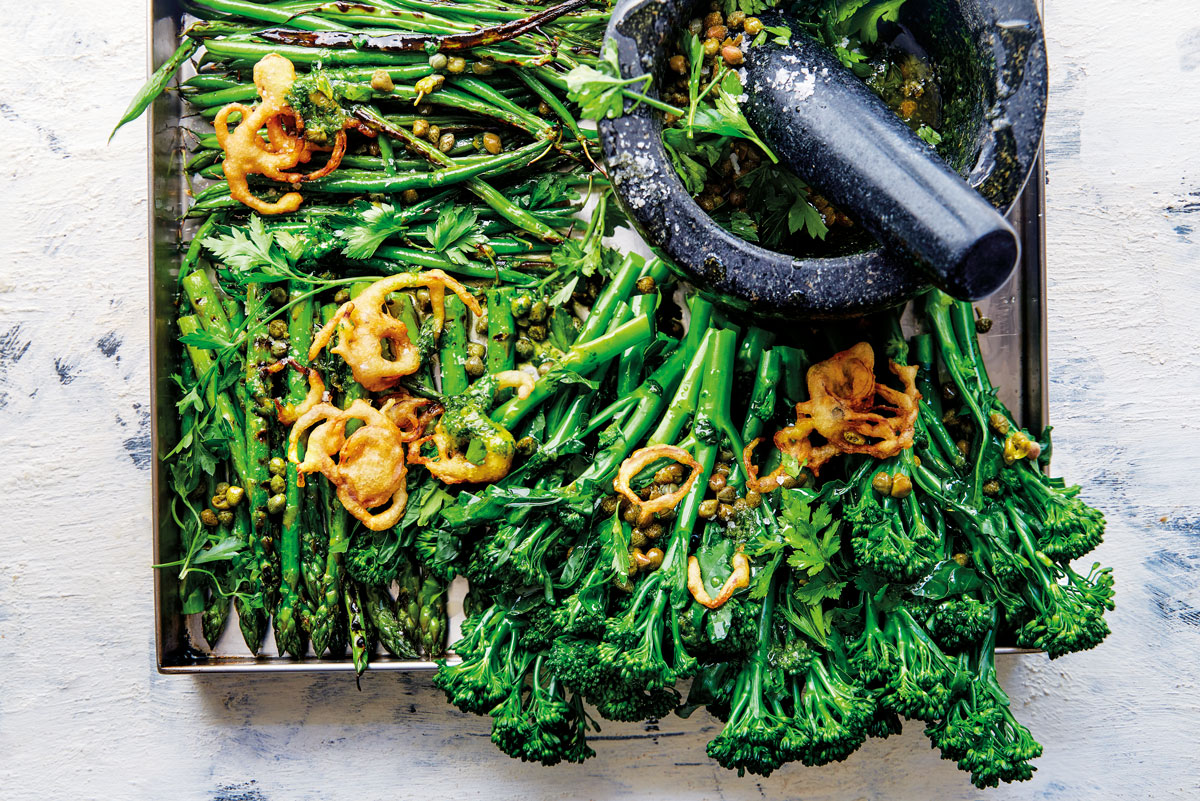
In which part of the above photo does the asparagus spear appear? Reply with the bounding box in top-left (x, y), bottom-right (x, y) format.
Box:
top-left (273, 284), bottom-right (314, 658)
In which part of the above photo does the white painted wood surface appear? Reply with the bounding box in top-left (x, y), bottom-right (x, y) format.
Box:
top-left (1, 1), bottom-right (1198, 798)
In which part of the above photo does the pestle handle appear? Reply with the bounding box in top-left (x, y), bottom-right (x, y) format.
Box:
top-left (741, 21), bottom-right (1018, 300)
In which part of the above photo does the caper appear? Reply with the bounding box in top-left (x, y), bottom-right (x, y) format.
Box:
top-left (600, 495), bottom-right (619, 515)
top-left (515, 337), bottom-right (534, 360)
top-left (474, 315), bottom-right (489, 335)
top-left (623, 503), bottom-right (640, 524)
top-left (952, 552), bottom-right (970, 567)
top-left (708, 473), bottom-right (727, 493)
top-left (716, 486), bottom-right (737, 504)
top-left (843, 431), bottom-right (867, 445)
top-left (703, 37), bottom-right (720, 57)
top-left (467, 341), bottom-right (486, 359)
top-left (225, 485), bottom-right (245, 506)
top-left (268, 319), bottom-right (289, 340)
top-left (976, 316), bottom-right (994, 333)
top-left (688, 18), bottom-right (703, 36)
top-left (464, 355), bottom-right (486, 378)
top-left (516, 436), bottom-right (538, 457)
top-left (872, 472), bottom-right (894, 495)
top-left (956, 439), bottom-right (971, 458)
top-left (267, 494), bottom-right (287, 515)
top-left (779, 474), bottom-right (799, 489)
top-left (211, 494), bottom-right (230, 511)
top-left (472, 60), bottom-right (494, 75)
top-left (200, 509), bottom-right (219, 527)
top-left (718, 449), bottom-right (734, 462)
top-left (511, 294), bottom-right (532, 317)
top-left (698, 498), bottom-right (719, 519)
top-left (415, 74), bottom-right (445, 96)
top-left (890, 474), bottom-right (913, 499)
top-left (727, 10), bottom-right (746, 28)
top-left (528, 300), bottom-right (548, 323)
top-left (669, 54), bottom-right (687, 73)
top-left (528, 324), bottom-right (547, 342)
top-left (215, 481), bottom-right (231, 496)
top-left (416, 287), bottom-right (432, 310)
top-left (428, 52), bottom-right (448, 70)
top-left (537, 362), bottom-right (552, 376)
top-left (714, 461), bottom-right (731, 476)
top-left (989, 412), bottom-right (1010, 435)
top-left (268, 456), bottom-right (287, 476)
top-left (635, 276), bottom-right (657, 295)
top-left (703, 11), bottom-right (723, 28)
top-left (706, 24), bottom-right (728, 41)
top-left (217, 510), bottom-right (234, 527)
top-left (426, 124), bottom-right (441, 144)
top-left (717, 503), bottom-right (736, 523)
top-left (482, 132), bottom-right (502, 154)
top-left (269, 287), bottom-right (288, 305)
top-left (438, 132), bottom-right (456, 153)
top-left (412, 118), bottom-right (430, 138)
top-left (447, 56), bottom-right (467, 74)
top-left (643, 522), bottom-right (665, 541)
top-left (654, 464), bottom-right (684, 484)
top-left (334, 289), bottom-right (351, 304)
top-left (630, 528), bottom-right (649, 548)
top-left (537, 101), bottom-right (553, 116)
top-left (643, 547), bottom-right (664, 571)
top-left (743, 16), bottom-right (763, 34)
top-left (744, 490), bottom-right (762, 508)
top-left (721, 45), bottom-right (743, 66)
top-left (270, 339), bottom-right (288, 358)
top-left (732, 498), bottom-right (750, 514)
top-left (370, 69), bottom-right (394, 92)
top-left (983, 478), bottom-right (1001, 497)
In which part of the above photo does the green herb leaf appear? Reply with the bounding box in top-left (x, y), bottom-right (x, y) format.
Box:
top-left (424, 205), bottom-right (487, 265)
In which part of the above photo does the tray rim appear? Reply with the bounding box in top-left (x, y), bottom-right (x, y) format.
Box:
top-left (147, 0), bottom-right (1050, 673)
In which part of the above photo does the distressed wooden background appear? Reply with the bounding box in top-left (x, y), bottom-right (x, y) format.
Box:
top-left (1, 1), bottom-right (1198, 798)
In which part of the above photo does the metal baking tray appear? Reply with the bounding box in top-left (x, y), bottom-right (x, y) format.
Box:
top-left (148, 0), bottom-right (1047, 672)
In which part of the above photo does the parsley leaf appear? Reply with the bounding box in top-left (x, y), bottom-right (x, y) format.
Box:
top-left (424, 205), bottom-right (487, 265)
top-left (566, 39), bottom-right (683, 121)
top-left (690, 72), bottom-right (779, 163)
top-left (338, 202), bottom-right (413, 259)
top-left (917, 124), bottom-right (943, 146)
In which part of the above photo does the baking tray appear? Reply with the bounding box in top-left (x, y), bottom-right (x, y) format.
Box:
top-left (148, 0), bottom-right (1047, 672)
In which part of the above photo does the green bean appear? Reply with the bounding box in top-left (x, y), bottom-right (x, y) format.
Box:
top-left (111, 38), bottom-right (199, 140)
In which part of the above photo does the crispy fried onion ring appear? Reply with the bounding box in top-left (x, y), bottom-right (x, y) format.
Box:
top-left (614, 445), bottom-right (702, 526)
top-left (494, 369), bottom-right (535, 400)
top-left (213, 54), bottom-right (352, 214)
top-left (309, 271), bottom-right (483, 392)
top-left (687, 549), bottom-right (750, 609)
top-left (378, 390), bottom-right (441, 442)
top-left (271, 360), bottom-right (328, 424)
top-left (744, 342), bottom-right (920, 491)
top-left (287, 399), bottom-right (409, 530)
top-left (408, 418), bottom-right (515, 485)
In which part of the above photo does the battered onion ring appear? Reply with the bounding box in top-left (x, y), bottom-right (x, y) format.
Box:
top-left (274, 363), bottom-right (328, 425)
top-left (408, 420), bottom-right (515, 485)
top-left (214, 55), bottom-right (357, 214)
top-left (309, 271), bottom-right (483, 392)
top-left (614, 445), bottom-right (702, 526)
top-left (494, 369), bottom-right (535, 400)
top-left (286, 398), bottom-right (410, 530)
top-left (745, 342), bottom-right (920, 491)
top-left (687, 550), bottom-right (750, 609)
top-left (378, 390), bottom-right (440, 442)
top-left (213, 55), bottom-right (307, 214)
